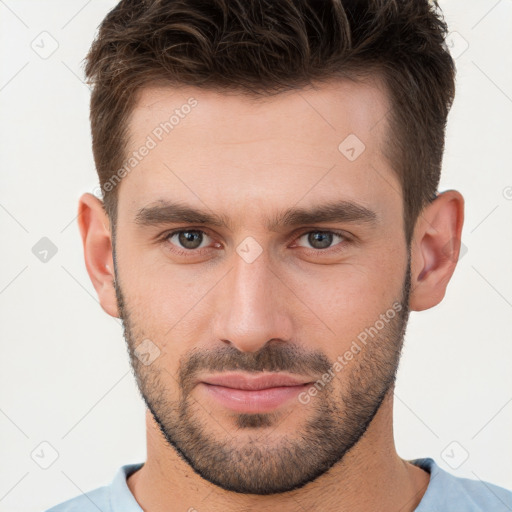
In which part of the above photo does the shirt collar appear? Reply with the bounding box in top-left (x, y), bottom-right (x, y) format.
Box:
top-left (112, 457), bottom-right (449, 511)
top-left (110, 462), bottom-right (145, 511)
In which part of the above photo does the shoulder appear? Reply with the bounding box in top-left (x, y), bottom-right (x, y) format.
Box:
top-left (41, 462), bottom-right (144, 512)
top-left (43, 485), bottom-right (110, 512)
top-left (412, 457), bottom-right (512, 511)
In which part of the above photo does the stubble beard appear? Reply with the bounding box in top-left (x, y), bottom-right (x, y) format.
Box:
top-left (114, 258), bottom-right (411, 495)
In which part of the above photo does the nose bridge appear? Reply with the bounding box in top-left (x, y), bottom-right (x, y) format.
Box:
top-left (214, 247), bottom-right (292, 352)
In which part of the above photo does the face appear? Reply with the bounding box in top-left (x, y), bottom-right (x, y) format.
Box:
top-left (112, 80), bottom-right (411, 494)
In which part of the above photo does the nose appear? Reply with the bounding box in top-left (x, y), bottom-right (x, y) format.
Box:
top-left (213, 247), bottom-right (293, 353)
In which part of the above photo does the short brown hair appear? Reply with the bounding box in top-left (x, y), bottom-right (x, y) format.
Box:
top-left (85, 0), bottom-right (455, 242)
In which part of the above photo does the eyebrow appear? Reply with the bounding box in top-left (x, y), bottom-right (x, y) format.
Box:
top-left (134, 199), bottom-right (378, 231)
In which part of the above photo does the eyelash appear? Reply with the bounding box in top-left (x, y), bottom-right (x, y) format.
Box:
top-left (159, 228), bottom-right (352, 257)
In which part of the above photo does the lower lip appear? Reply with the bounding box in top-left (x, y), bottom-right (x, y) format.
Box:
top-left (199, 382), bottom-right (311, 413)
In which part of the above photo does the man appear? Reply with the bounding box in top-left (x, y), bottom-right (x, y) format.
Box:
top-left (45, 0), bottom-right (512, 510)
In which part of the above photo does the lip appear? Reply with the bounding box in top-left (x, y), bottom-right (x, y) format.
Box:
top-left (201, 372), bottom-right (312, 390)
top-left (198, 372), bottom-right (314, 414)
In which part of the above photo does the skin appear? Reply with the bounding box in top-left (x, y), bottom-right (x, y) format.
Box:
top-left (78, 78), bottom-right (464, 511)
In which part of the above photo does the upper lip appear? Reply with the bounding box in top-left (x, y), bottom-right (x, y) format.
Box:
top-left (200, 372), bottom-right (313, 390)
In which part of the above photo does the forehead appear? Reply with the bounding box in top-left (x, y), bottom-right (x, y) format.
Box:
top-left (118, 79), bottom-right (399, 228)
top-left (128, 77), bottom-right (390, 147)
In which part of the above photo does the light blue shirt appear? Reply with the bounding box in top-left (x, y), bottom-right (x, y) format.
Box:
top-left (44, 458), bottom-right (512, 511)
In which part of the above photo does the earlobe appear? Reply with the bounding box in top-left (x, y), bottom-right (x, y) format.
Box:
top-left (77, 192), bottom-right (120, 318)
top-left (409, 190), bottom-right (465, 312)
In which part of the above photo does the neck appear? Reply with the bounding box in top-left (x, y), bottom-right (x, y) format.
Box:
top-left (127, 390), bottom-right (430, 511)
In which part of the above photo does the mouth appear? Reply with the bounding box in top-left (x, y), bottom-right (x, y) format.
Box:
top-left (198, 372), bottom-right (314, 414)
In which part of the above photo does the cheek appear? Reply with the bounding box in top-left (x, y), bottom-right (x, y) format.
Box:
top-left (116, 237), bottom-right (195, 321)
top-left (120, 271), bottom-right (220, 366)
top-left (291, 256), bottom-right (406, 355)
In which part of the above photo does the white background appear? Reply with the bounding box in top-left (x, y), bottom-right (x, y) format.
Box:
top-left (0, 1), bottom-right (511, 511)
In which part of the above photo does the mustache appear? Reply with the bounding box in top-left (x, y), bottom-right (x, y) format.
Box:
top-left (178, 342), bottom-right (333, 395)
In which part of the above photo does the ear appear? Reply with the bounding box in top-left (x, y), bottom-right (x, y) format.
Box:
top-left (77, 192), bottom-right (119, 318)
top-left (409, 190), bottom-right (465, 311)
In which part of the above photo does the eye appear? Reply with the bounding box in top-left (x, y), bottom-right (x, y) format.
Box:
top-left (295, 230), bottom-right (348, 250)
top-left (165, 229), bottom-right (213, 251)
